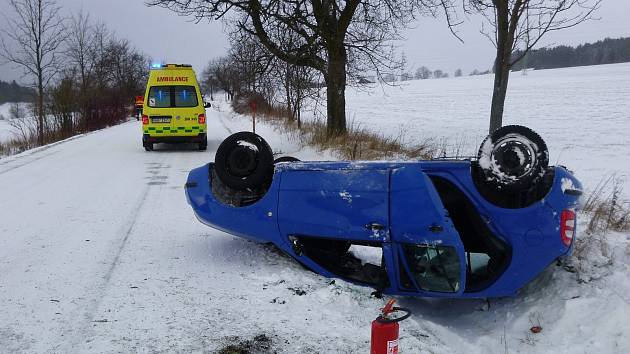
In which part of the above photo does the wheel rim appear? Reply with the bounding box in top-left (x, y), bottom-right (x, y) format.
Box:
top-left (227, 145), bottom-right (258, 177)
top-left (491, 134), bottom-right (536, 179)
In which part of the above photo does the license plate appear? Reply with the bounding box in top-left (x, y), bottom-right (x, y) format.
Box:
top-left (151, 117), bottom-right (171, 123)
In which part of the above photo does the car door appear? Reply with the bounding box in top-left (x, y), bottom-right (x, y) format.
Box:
top-left (278, 168), bottom-right (389, 242)
top-left (389, 165), bottom-right (466, 296)
top-left (277, 167), bottom-right (391, 287)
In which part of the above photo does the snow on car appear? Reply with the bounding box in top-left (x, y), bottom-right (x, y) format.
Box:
top-left (185, 125), bottom-right (582, 298)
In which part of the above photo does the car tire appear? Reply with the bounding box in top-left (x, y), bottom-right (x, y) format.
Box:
top-left (199, 140), bottom-right (207, 151)
top-left (476, 125), bottom-right (549, 193)
top-left (143, 142), bottom-right (153, 151)
top-left (274, 156), bottom-right (300, 164)
top-left (215, 131), bottom-right (274, 190)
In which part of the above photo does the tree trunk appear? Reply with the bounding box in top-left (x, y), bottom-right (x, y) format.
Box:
top-left (285, 63), bottom-right (293, 122)
top-left (489, 3), bottom-right (512, 134)
top-left (325, 47), bottom-right (347, 136)
top-left (296, 92), bottom-right (302, 129)
top-left (489, 56), bottom-right (511, 133)
top-left (37, 80), bottom-right (44, 146)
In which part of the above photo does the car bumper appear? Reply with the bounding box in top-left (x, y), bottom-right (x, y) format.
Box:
top-left (143, 133), bottom-right (206, 144)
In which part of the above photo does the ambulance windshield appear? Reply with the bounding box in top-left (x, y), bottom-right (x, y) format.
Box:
top-left (174, 86), bottom-right (198, 107)
top-left (148, 86), bottom-right (198, 108)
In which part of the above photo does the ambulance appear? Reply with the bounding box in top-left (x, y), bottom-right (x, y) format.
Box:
top-left (141, 64), bottom-right (209, 151)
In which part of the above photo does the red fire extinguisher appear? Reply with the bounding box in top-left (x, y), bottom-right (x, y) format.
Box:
top-left (370, 299), bottom-right (412, 354)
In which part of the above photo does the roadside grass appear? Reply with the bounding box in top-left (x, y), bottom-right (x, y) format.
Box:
top-left (0, 114), bottom-right (131, 158)
top-left (571, 176), bottom-right (629, 281)
top-left (0, 125), bottom-right (62, 157)
top-left (302, 119), bottom-right (435, 160)
top-left (0, 101), bottom-right (134, 159)
top-left (0, 135), bottom-right (35, 157)
top-left (232, 93), bottom-right (436, 160)
top-left (581, 176), bottom-right (630, 234)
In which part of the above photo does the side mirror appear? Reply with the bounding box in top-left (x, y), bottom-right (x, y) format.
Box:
top-left (204, 102), bottom-right (211, 108)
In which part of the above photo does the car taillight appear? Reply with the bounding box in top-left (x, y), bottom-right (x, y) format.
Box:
top-left (198, 114), bottom-right (206, 124)
top-left (560, 209), bottom-right (576, 247)
top-left (142, 115), bottom-right (149, 125)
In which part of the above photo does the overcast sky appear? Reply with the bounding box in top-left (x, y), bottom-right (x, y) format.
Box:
top-left (1, 0), bottom-right (629, 85)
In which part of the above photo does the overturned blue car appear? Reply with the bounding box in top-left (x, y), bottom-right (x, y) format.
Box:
top-left (185, 125), bottom-right (582, 298)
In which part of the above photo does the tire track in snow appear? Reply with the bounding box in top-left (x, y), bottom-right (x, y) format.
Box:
top-left (0, 151), bottom-right (59, 176)
top-left (0, 122), bottom-right (135, 176)
top-left (216, 110), bottom-right (234, 134)
top-left (68, 159), bottom-right (163, 351)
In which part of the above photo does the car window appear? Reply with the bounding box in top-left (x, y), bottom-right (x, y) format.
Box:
top-left (292, 236), bottom-right (389, 287)
top-left (147, 86), bottom-right (171, 108)
top-left (401, 244), bottom-right (460, 293)
top-left (174, 86), bottom-right (198, 107)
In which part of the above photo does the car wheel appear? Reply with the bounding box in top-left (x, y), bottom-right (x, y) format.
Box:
top-left (274, 156), bottom-right (300, 164)
top-left (215, 131), bottom-right (274, 190)
top-left (143, 142), bottom-right (153, 151)
top-left (199, 140), bottom-right (207, 151)
top-left (476, 125), bottom-right (548, 193)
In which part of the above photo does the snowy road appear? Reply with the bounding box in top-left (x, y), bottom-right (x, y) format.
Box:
top-left (0, 106), bottom-right (404, 353)
top-left (0, 118), bottom-right (220, 352)
top-left (1, 102), bottom-right (629, 353)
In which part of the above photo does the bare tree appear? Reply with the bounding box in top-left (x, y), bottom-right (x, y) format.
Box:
top-left (9, 102), bottom-right (27, 120)
top-left (227, 29), bottom-right (275, 97)
top-left (276, 59), bottom-right (320, 128)
top-left (467, 0), bottom-right (601, 133)
top-left (107, 38), bottom-right (149, 98)
top-left (66, 10), bottom-right (93, 95)
top-left (88, 23), bottom-right (111, 94)
top-left (87, 34), bottom-right (148, 129)
top-left (66, 10), bottom-right (94, 131)
top-left (204, 59), bottom-right (229, 100)
top-left (65, 21), bottom-right (148, 132)
top-left (148, 0), bottom-right (431, 136)
top-left (399, 52), bottom-right (412, 81)
top-left (200, 64), bottom-right (217, 101)
top-left (48, 74), bottom-right (77, 139)
top-left (204, 56), bottom-right (245, 101)
top-left (0, 0), bottom-right (67, 146)
top-left (415, 66), bottom-right (432, 79)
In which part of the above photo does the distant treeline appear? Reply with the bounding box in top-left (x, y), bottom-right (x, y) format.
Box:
top-left (0, 80), bottom-right (35, 105)
top-left (513, 37), bottom-right (630, 70)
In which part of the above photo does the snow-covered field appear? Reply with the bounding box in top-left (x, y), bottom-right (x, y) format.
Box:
top-left (0, 102), bottom-right (33, 146)
top-left (311, 62), bottom-right (630, 199)
top-left (1, 65), bottom-right (629, 353)
top-left (0, 103), bottom-right (16, 143)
